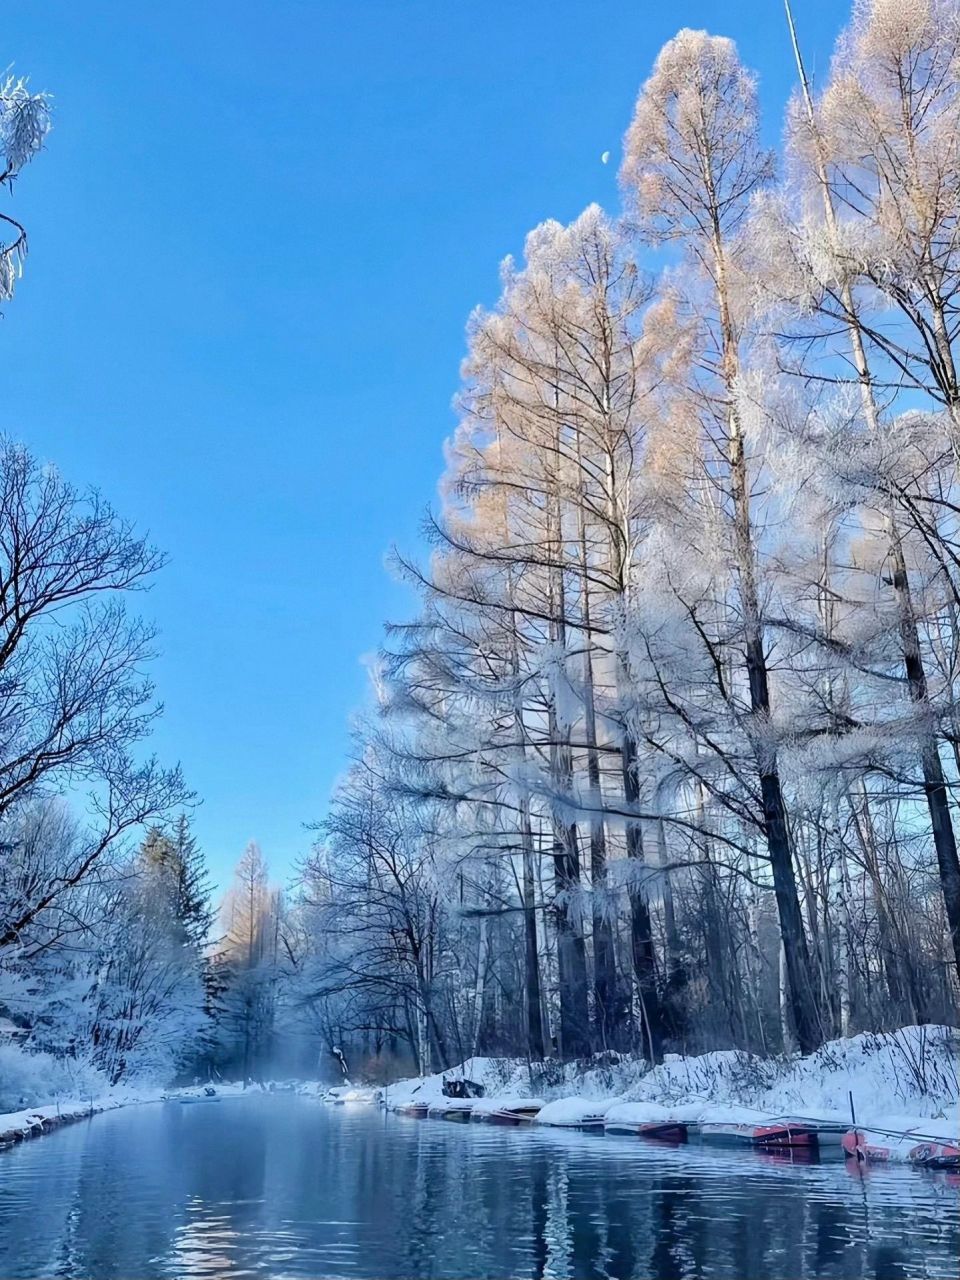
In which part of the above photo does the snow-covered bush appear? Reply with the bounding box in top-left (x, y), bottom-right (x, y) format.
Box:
top-left (0, 1043), bottom-right (107, 1114)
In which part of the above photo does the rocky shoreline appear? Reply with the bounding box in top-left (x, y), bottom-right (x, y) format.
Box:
top-left (0, 1101), bottom-right (100, 1150)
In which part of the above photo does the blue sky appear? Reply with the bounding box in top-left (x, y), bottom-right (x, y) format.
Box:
top-left (3, 0), bottom-right (844, 894)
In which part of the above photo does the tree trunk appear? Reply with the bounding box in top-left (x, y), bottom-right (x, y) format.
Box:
top-left (708, 201), bottom-right (823, 1053)
top-left (574, 430), bottom-right (620, 1051)
top-left (551, 815), bottom-right (591, 1059)
top-left (621, 732), bottom-right (663, 1062)
top-left (521, 797), bottom-right (546, 1060)
top-left (546, 475), bottom-right (591, 1060)
top-left (582, 640), bottom-right (618, 1049)
top-left (894, 543), bottom-right (960, 981)
top-left (657, 819), bottom-right (682, 982)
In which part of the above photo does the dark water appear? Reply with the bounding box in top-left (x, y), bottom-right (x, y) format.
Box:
top-left (1, 1097), bottom-right (957, 1280)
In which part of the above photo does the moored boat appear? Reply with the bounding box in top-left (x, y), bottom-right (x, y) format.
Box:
top-left (395, 1101), bottom-right (430, 1119)
top-left (427, 1101), bottom-right (475, 1121)
top-left (842, 1124), bottom-right (960, 1169)
top-left (638, 1120), bottom-right (689, 1143)
top-left (442, 1106), bottom-right (475, 1122)
top-left (472, 1097), bottom-right (545, 1124)
top-left (907, 1140), bottom-right (960, 1170)
top-left (751, 1122), bottom-right (819, 1148)
top-left (604, 1103), bottom-right (689, 1143)
top-left (488, 1103), bottom-right (543, 1125)
top-left (534, 1098), bottom-right (608, 1130)
top-left (692, 1110), bottom-right (852, 1149)
top-left (604, 1116), bottom-right (688, 1142)
top-left (698, 1120), bottom-right (817, 1148)
top-left (577, 1111), bottom-right (609, 1131)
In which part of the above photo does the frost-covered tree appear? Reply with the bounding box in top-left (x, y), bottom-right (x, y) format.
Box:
top-left (298, 0), bottom-right (960, 1078)
top-left (1, 829), bottom-right (209, 1087)
top-left (0, 73), bottom-right (51, 302)
top-left (816, 0), bottom-right (960, 423)
top-left (0, 441), bottom-right (188, 952)
top-left (0, 70), bottom-right (209, 1102)
top-left (214, 842), bottom-right (283, 1081)
top-left (619, 28), bottom-right (822, 1051)
top-left (80, 849), bottom-right (208, 1084)
top-left (769, 0), bottom-right (960, 986)
top-left (141, 815), bottom-right (214, 950)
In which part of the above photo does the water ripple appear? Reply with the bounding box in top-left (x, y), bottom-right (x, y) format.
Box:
top-left (0, 1096), bottom-right (956, 1279)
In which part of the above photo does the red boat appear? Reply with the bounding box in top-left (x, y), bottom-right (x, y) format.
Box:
top-left (843, 1128), bottom-right (960, 1169)
top-left (604, 1117), bottom-right (689, 1142)
top-left (752, 1122), bottom-right (818, 1148)
top-left (638, 1121), bottom-right (689, 1144)
top-left (698, 1119), bottom-right (836, 1149)
top-left (604, 1107), bottom-right (689, 1142)
top-left (907, 1139), bottom-right (960, 1170)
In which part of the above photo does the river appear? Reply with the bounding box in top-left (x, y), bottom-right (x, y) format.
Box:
top-left (0, 1095), bottom-right (956, 1279)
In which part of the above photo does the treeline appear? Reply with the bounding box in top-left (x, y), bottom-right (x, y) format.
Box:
top-left (291, 1), bottom-right (960, 1077)
top-left (2, 806), bottom-right (307, 1095)
top-left (0, 433), bottom-right (300, 1093)
top-left (0, 79), bottom-right (292, 1099)
top-left (0, 80), bottom-right (204, 1098)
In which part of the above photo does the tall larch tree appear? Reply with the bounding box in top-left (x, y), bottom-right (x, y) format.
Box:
top-left (620, 29), bottom-right (823, 1051)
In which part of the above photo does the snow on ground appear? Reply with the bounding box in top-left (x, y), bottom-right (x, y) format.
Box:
top-left (380, 1056), bottom-right (532, 1109)
top-left (383, 1026), bottom-right (959, 1146)
top-left (311, 1083), bottom-right (378, 1103)
top-left (470, 1094), bottom-right (546, 1117)
top-left (616, 1025), bottom-right (959, 1126)
top-left (855, 1115), bottom-right (959, 1143)
top-left (0, 1080), bottom-right (253, 1145)
top-left (535, 1097), bottom-right (609, 1127)
top-left (4, 1025), bottom-right (956, 1159)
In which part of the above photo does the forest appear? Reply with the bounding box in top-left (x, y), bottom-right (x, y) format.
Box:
top-left (3, 0), bottom-right (960, 1105)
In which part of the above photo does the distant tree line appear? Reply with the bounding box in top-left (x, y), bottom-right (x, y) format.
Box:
top-left (0, 76), bottom-right (236, 1095)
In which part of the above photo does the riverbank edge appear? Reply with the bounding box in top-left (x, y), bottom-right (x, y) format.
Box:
top-left (0, 1083), bottom-right (254, 1151)
top-left (5, 1025), bottom-right (957, 1162)
top-left (375, 1025), bottom-right (960, 1163)
top-left (0, 1099), bottom-right (101, 1148)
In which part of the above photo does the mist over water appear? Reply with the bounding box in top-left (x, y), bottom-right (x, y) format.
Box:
top-left (1, 1097), bottom-right (957, 1280)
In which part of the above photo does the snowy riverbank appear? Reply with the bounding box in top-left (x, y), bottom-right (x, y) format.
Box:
top-left (381, 1025), bottom-right (960, 1159)
top-left (0, 1080), bottom-right (261, 1148)
top-left (0, 1071), bottom-right (385, 1150)
top-left (4, 1026), bottom-right (956, 1163)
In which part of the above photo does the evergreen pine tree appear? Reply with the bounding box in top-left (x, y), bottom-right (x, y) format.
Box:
top-left (138, 816), bottom-right (214, 949)
top-left (170, 813), bottom-right (216, 949)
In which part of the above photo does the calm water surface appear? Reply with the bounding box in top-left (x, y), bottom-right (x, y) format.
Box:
top-left (1, 1096), bottom-right (956, 1279)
